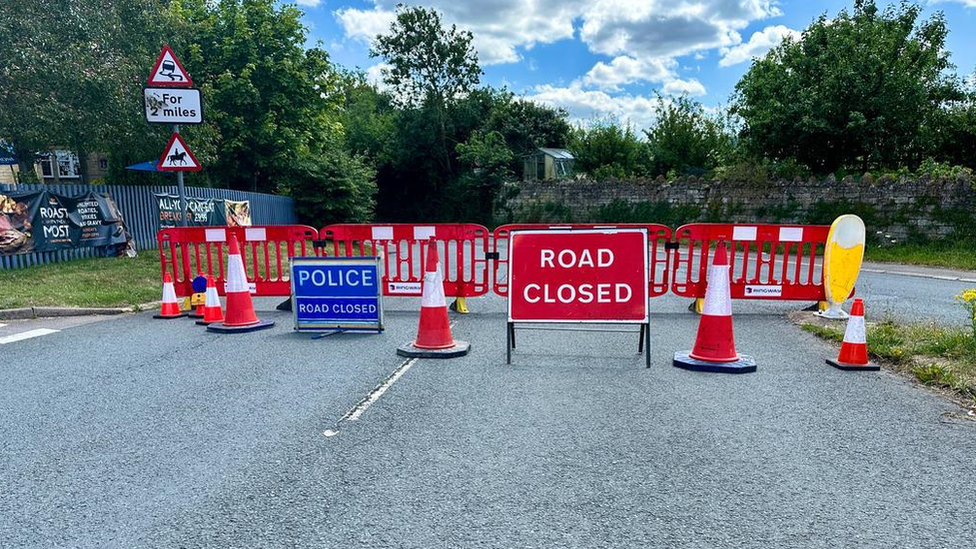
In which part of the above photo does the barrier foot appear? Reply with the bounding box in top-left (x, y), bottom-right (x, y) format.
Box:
top-left (449, 298), bottom-right (469, 314)
top-left (673, 351), bottom-right (756, 374)
top-left (816, 302), bottom-right (849, 320)
top-left (826, 358), bottom-right (880, 371)
top-left (276, 298), bottom-right (293, 312)
top-left (181, 297), bottom-right (192, 311)
top-left (688, 298), bottom-right (704, 314)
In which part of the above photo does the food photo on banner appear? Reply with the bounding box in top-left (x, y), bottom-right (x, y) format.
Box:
top-left (0, 190), bottom-right (131, 255)
top-left (155, 194), bottom-right (251, 228)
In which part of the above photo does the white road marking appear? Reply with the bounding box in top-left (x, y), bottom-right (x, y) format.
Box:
top-left (343, 357), bottom-right (418, 422)
top-left (0, 328), bottom-right (60, 345)
top-left (324, 320), bottom-right (457, 438)
top-left (0, 323), bottom-right (6, 328)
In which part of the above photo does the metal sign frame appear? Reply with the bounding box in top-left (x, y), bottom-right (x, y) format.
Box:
top-left (290, 256), bottom-right (384, 333)
top-left (503, 228), bottom-right (651, 367)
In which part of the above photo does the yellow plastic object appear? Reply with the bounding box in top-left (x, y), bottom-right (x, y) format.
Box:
top-left (450, 297), bottom-right (470, 314)
top-left (821, 215), bottom-right (865, 318)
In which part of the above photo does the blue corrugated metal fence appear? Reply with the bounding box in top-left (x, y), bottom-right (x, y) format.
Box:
top-left (0, 183), bottom-right (297, 269)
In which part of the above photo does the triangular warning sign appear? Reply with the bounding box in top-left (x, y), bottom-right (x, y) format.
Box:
top-left (158, 133), bottom-right (202, 172)
top-left (147, 45), bottom-right (193, 87)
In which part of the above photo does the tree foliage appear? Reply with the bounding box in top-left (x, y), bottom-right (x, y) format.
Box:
top-left (171, 0), bottom-right (342, 193)
top-left (568, 123), bottom-right (649, 179)
top-left (0, 0), bottom-right (169, 182)
top-left (645, 96), bottom-right (734, 177)
top-left (733, 0), bottom-right (966, 173)
top-left (371, 6), bottom-right (481, 109)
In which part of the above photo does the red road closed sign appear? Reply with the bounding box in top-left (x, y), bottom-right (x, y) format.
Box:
top-left (508, 229), bottom-right (649, 322)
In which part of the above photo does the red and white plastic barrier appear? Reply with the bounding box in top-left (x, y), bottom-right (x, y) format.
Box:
top-left (670, 223), bottom-right (831, 302)
top-left (320, 223), bottom-right (490, 298)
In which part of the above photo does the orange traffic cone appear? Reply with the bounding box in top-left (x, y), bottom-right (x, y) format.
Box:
top-left (207, 233), bottom-right (274, 333)
top-left (673, 241), bottom-right (756, 373)
top-left (826, 298), bottom-right (879, 371)
top-left (153, 273), bottom-right (186, 319)
top-left (195, 275), bottom-right (224, 326)
top-left (397, 237), bottom-right (470, 358)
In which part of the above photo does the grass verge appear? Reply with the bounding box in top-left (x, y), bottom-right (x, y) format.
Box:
top-left (0, 253), bottom-right (161, 309)
top-left (801, 319), bottom-right (976, 404)
top-left (864, 243), bottom-right (976, 272)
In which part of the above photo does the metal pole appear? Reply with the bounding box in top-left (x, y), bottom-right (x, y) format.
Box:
top-left (174, 123), bottom-right (187, 227)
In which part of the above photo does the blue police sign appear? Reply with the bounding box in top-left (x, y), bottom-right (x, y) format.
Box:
top-left (291, 257), bottom-right (384, 332)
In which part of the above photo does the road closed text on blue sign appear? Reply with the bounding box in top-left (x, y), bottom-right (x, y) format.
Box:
top-left (291, 257), bottom-right (383, 332)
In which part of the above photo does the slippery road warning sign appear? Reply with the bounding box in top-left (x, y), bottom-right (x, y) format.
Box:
top-left (508, 229), bottom-right (649, 322)
top-left (147, 45), bottom-right (193, 87)
top-left (157, 133), bottom-right (202, 172)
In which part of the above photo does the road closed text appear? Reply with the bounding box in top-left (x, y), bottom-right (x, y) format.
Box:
top-left (508, 229), bottom-right (649, 322)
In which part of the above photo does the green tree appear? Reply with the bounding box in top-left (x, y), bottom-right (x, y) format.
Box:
top-left (568, 122), bottom-right (649, 179)
top-left (645, 96), bottom-right (734, 177)
top-left (732, 0), bottom-right (965, 173)
top-left (455, 130), bottom-right (513, 225)
top-left (171, 0), bottom-right (343, 192)
top-left (280, 149), bottom-right (376, 225)
top-left (371, 5), bottom-right (482, 179)
top-left (484, 92), bottom-right (572, 176)
top-left (0, 0), bottom-right (169, 183)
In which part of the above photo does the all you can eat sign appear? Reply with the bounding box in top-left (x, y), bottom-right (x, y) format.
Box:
top-left (507, 229), bottom-right (649, 323)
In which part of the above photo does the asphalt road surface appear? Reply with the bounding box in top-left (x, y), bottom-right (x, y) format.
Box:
top-left (1, 267), bottom-right (974, 548)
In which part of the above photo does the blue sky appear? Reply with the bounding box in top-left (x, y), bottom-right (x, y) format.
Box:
top-left (296, 0), bottom-right (975, 127)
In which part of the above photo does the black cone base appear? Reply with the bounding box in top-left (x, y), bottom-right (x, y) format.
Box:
top-left (206, 319), bottom-right (275, 333)
top-left (826, 358), bottom-right (879, 371)
top-left (397, 340), bottom-right (470, 358)
top-left (153, 313), bottom-right (187, 319)
top-left (673, 351), bottom-right (756, 374)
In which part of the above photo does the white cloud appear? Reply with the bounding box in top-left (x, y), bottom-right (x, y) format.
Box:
top-left (581, 56), bottom-right (676, 91)
top-left (524, 84), bottom-right (660, 129)
top-left (579, 0), bottom-right (780, 59)
top-left (336, 0), bottom-right (585, 65)
top-left (932, 1), bottom-right (976, 8)
top-left (719, 24), bottom-right (799, 67)
top-left (663, 78), bottom-right (707, 96)
top-left (335, 8), bottom-right (396, 43)
top-left (336, 1), bottom-right (780, 67)
top-left (294, 0), bottom-right (323, 7)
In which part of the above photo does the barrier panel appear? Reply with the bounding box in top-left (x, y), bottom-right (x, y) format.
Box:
top-left (158, 225), bottom-right (319, 297)
top-left (492, 224), bottom-right (673, 298)
top-left (320, 224), bottom-right (490, 298)
top-left (670, 223), bottom-right (831, 301)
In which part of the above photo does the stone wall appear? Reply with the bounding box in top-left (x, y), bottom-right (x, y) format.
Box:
top-left (503, 174), bottom-right (976, 242)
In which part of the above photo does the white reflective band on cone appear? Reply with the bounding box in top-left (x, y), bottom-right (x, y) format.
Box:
top-left (162, 283), bottom-right (178, 303)
top-left (421, 269), bottom-right (446, 308)
top-left (843, 315), bottom-right (866, 344)
top-left (205, 285), bottom-right (220, 306)
top-left (225, 255), bottom-right (250, 293)
top-left (701, 265), bottom-right (732, 316)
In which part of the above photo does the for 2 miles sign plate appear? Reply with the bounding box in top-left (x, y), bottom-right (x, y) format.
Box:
top-left (508, 229), bottom-right (649, 323)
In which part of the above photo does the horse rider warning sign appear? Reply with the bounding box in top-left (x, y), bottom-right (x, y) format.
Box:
top-left (157, 132), bottom-right (202, 172)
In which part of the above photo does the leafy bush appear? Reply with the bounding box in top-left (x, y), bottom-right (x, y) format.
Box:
top-left (281, 150), bottom-right (377, 225)
top-left (645, 96), bottom-right (734, 177)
